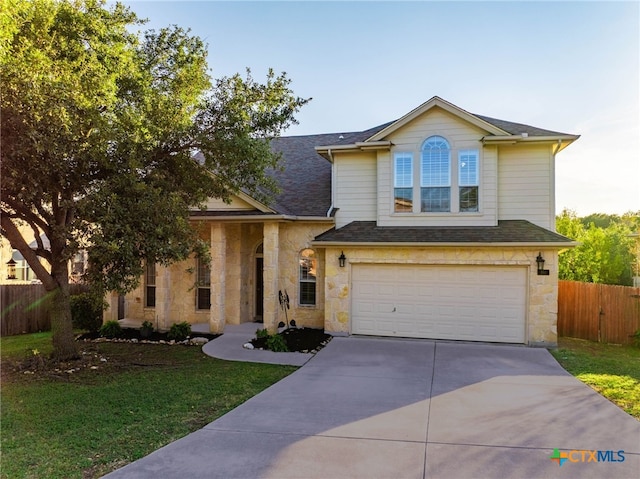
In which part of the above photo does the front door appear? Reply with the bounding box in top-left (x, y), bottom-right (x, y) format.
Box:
top-left (255, 257), bottom-right (263, 321)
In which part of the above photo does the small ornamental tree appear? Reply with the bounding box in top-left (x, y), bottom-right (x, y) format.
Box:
top-left (0, 0), bottom-right (308, 359)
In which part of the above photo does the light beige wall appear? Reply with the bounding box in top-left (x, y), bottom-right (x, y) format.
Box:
top-left (377, 107), bottom-right (497, 227)
top-left (323, 246), bottom-right (560, 346)
top-left (334, 151), bottom-right (377, 229)
top-left (274, 221), bottom-right (333, 329)
top-left (120, 220), bottom-right (333, 332)
top-left (198, 195), bottom-right (256, 211)
top-left (498, 144), bottom-right (554, 229)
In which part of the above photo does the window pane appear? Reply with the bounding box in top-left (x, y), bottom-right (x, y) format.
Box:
top-left (394, 154), bottom-right (413, 187)
top-left (197, 287), bottom-right (211, 310)
top-left (300, 282), bottom-right (316, 305)
top-left (421, 187), bottom-right (450, 212)
top-left (460, 186), bottom-right (479, 212)
top-left (146, 286), bottom-right (156, 308)
top-left (299, 249), bottom-right (316, 305)
top-left (459, 151), bottom-right (478, 186)
top-left (421, 136), bottom-right (450, 187)
top-left (197, 257), bottom-right (211, 286)
top-left (394, 187), bottom-right (413, 212)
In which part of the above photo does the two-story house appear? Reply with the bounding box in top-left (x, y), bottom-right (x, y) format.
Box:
top-left (109, 96), bottom-right (578, 347)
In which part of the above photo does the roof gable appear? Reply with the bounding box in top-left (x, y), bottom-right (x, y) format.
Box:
top-left (367, 96), bottom-right (508, 141)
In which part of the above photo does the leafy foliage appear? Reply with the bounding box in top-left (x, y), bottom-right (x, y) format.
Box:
top-left (266, 334), bottom-right (289, 353)
top-left (556, 209), bottom-right (638, 285)
top-left (167, 321), bottom-right (191, 342)
top-left (69, 293), bottom-right (104, 332)
top-left (0, 0), bottom-right (308, 358)
top-left (99, 320), bottom-right (122, 339)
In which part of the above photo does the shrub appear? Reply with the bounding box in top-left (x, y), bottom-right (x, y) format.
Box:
top-left (255, 328), bottom-right (270, 339)
top-left (99, 320), bottom-right (122, 338)
top-left (140, 321), bottom-right (154, 338)
top-left (266, 334), bottom-right (289, 352)
top-left (70, 293), bottom-right (104, 332)
top-left (168, 321), bottom-right (191, 342)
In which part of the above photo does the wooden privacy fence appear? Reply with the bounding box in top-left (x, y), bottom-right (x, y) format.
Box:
top-left (1, 284), bottom-right (89, 336)
top-left (558, 281), bottom-right (640, 344)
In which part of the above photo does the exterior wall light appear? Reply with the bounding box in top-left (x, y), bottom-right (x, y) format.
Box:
top-left (536, 252), bottom-right (549, 276)
top-left (338, 251), bottom-right (346, 268)
top-left (6, 258), bottom-right (17, 280)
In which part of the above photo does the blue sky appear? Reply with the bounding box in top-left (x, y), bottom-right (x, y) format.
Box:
top-left (121, 1), bottom-right (639, 215)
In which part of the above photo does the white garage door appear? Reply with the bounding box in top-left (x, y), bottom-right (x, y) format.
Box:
top-left (352, 264), bottom-right (526, 343)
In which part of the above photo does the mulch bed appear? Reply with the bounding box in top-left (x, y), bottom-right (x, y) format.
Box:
top-left (76, 329), bottom-right (220, 343)
top-left (251, 327), bottom-right (332, 353)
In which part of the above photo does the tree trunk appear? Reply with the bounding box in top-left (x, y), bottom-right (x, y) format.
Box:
top-left (49, 263), bottom-right (78, 360)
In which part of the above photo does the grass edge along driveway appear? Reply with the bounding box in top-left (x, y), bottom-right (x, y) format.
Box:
top-left (551, 337), bottom-right (640, 420)
top-left (1, 332), bottom-right (296, 479)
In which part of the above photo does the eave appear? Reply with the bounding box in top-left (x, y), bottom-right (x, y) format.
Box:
top-left (315, 141), bottom-right (392, 162)
top-left (311, 241), bottom-right (578, 248)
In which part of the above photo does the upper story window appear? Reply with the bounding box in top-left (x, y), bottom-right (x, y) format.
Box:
top-left (299, 249), bottom-right (316, 306)
top-left (394, 153), bottom-right (413, 212)
top-left (145, 262), bottom-right (156, 308)
top-left (420, 136), bottom-right (451, 212)
top-left (196, 256), bottom-right (211, 310)
top-left (459, 150), bottom-right (479, 212)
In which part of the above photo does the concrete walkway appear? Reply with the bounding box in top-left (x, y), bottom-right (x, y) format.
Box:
top-left (104, 337), bottom-right (640, 479)
top-left (201, 322), bottom-right (313, 366)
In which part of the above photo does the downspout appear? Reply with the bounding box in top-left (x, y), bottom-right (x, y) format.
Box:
top-left (327, 148), bottom-right (335, 217)
top-left (550, 139), bottom-right (562, 231)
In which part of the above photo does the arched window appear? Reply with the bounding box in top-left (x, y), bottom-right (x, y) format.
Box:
top-left (421, 136), bottom-right (451, 212)
top-left (299, 249), bottom-right (317, 306)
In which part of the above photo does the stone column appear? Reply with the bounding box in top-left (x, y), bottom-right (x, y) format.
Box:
top-left (156, 264), bottom-right (171, 331)
top-left (262, 222), bottom-right (280, 333)
top-left (209, 223), bottom-right (226, 333)
top-left (225, 224), bottom-right (241, 325)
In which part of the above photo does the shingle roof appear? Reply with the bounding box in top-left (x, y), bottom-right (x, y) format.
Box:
top-left (201, 100), bottom-right (575, 217)
top-left (474, 115), bottom-right (571, 137)
top-left (313, 220), bottom-right (574, 244)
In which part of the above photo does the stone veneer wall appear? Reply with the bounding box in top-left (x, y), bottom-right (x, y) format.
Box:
top-left (118, 220), bottom-right (333, 333)
top-left (323, 247), bottom-right (559, 346)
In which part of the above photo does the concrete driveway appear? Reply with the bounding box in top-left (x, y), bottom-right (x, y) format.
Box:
top-left (104, 337), bottom-right (640, 479)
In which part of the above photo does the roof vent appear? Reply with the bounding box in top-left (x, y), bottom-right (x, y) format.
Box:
top-left (338, 135), bottom-right (344, 139)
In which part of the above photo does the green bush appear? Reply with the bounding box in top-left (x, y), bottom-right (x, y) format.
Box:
top-left (99, 320), bottom-right (122, 339)
top-left (168, 321), bottom-right (191, 342)
top-left (140, 321), bottom-right (154, 338)
top-left (255, 328), bottom-right (270, 339)
top-left (70, 293), bottom-right (104, 332)
top-left (266, 334), bottom-right (289, 352)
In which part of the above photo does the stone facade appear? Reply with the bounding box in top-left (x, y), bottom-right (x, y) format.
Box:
top-left (117, 219), bottom-right (333, 333)
top-left (322, 246), bottom-right (559, 346)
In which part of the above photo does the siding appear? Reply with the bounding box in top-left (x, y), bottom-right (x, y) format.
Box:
top-left (198, 195), bottom-right (256, 211)
top-left (377, 107), bottom-right (497, 227)
top-left (334, 151), bottom-right (377, 229)
top-left (498, 144), bottom-right (553, 229)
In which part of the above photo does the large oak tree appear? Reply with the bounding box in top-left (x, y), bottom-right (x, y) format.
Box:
top-left (1, 0), bottom-right (308, 359)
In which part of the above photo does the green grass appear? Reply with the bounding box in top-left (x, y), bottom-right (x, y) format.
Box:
top-left (551, 337), bottom-right (640, 419)
top-left (1, 332), bottom-right (296, 479)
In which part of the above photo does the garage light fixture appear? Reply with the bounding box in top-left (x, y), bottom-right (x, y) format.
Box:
top-left (338, 251), bottom-right (346, 268)
top-left (536, 252), bottom-right (549, 276)
top-left (6, 258), bottom-right (17, 280)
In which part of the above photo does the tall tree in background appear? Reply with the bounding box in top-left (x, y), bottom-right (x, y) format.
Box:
top-left (0, 0), bottom-right (308, 359)
top-left (556, 209), bottom-right (637, 286)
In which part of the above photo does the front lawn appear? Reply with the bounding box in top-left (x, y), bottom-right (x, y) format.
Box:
top-left (1, 332), bottom-right (296, 479)
top-left (551, 337), bottom-right (640, 419)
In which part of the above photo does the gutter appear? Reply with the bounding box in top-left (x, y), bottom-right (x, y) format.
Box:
top-left (311, 241), bottom-right (579, 248)
top-left (190, 214), bottom-right (335, 223)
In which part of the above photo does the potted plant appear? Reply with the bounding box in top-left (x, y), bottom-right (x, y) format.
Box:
top-left (140, 320), bottom-right (154, 339)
